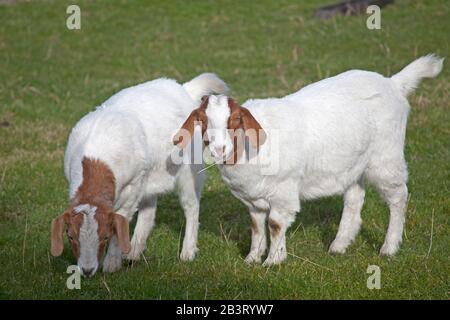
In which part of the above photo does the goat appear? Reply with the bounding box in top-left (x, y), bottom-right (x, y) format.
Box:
top-left (51, 73), bottom-right (229, 276)
top-left (174, 55), bottom-right (443, 266)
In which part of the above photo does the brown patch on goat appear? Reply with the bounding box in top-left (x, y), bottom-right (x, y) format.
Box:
top-left (66, 211), bottom-right (83, 259)
top-left (74, 157), bottom-right (116, 206)
top-left (94, 208), bottom-right (115, 260)
top-left (173, 95), bottom-right (210, 148)
top-left (226, 98), bottom-right (266, 165)
top-left (51, 209), bottom-right (71, 257)
top-left (268, 218), bottom-right (281, 237)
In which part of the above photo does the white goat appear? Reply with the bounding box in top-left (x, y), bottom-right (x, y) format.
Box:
top-left (175, 55), bottom-right (443, 266)
top-left (51, 73), bottom-right (229, 276)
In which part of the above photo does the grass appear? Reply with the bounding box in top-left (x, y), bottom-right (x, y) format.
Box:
top-left (0, 0), bottom-right (449, 299)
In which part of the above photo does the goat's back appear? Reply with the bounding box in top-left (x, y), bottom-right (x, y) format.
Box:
top-left (237, 70), bottom-right (410, 199)
top-left (64, 78), bottom-right (194, 198)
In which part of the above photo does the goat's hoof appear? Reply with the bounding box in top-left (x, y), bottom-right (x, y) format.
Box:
top-left (126, 250), bottom-right (142, 262)
top-left (262, 252), bottom-right (286, 267)
top-left (379, 242), bottom-right (399, 257)
top-left (127, 240), bottom-right (146, 261)
top-left (328, 240), bottom-right (348, 254)
top-left (180, 247), bottom-right (198, 262)
top-left (244, 253), bottom-right (262, 264)
top-left (262, 258), bottom-right (281, 267)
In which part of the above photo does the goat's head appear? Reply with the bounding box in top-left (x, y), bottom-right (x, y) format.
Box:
top-left (173, 95), bottom-right (266, 164)
top-left (51, 204), bottom-right (130, 277)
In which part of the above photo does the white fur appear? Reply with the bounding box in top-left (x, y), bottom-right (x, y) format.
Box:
top-left (75, 204), bottom-right (99, 276)
top-left (204, 55), bottom-right (443, 265)
top-left (391, 54), bottom-right (444, 96)
top-left (65, 73), bottom-right (229, 272)
top-left (183, 73), bottom-right (230, 104)
top-left (205, 95), bottom-right (232, 159)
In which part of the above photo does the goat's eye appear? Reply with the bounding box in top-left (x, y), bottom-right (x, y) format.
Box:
top-left (103, 236), bottom-right (109, 241)
top-left (67, 235), bottom-right (73, 241)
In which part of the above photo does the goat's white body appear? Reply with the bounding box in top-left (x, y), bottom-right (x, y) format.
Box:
top-left (221, 70), bottom-right (404, 208)
top-left (65, 74), bottom-right (228, 271)
top-left (66, 79), bottom-right (195, 212)
top-left (213, 55), bottom-right (443, 264)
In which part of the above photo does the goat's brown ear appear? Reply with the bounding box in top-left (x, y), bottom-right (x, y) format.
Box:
top-left (173, 96), bottom-right (209, 148)
top-left (240, 107), bottom-right (266, 148)
top-left (173, 110), bottom-right (199, 149)
top-left (51, 211), bottom-right (69, 256)
top-left (113, 213), bottom-right (131, 254)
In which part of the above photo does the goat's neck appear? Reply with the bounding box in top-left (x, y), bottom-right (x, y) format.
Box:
top-left (72, 157), bottom-right (116, 208)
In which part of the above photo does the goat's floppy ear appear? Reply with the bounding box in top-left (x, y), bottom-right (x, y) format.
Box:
top-left (173, 95), bottom-right (209, 148)
top-left (113, 213), bottom-right (131, 254)
top-left (201, 95), bottom-right (210, 146)
top-left (51, 211), bottom-right (69, 256)
top-left (173, 110), bottom-right (199, 149)
top-left (240, 107), bottom-right (267, 148)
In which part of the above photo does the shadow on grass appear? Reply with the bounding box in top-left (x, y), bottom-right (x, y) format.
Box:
top-left (155, 190), bottom-right (352, 259)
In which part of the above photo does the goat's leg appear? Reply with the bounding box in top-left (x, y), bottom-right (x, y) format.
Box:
top-left (366, 159), bottom-right (408, 256)
top-left (245, 210), bottom-right (267, 264)
top-left (102, 234), bottom-right (123, 273)
top-left (379, 183), bottom-right (408, 256)
top-left (127, 195), bottom-right (157, 261)
top-left (329, 180), bottom-right (365, 254)
top-left (177, 165), bottom-right (205, 261)
top-left (263, 210), bottom-right (296, 266)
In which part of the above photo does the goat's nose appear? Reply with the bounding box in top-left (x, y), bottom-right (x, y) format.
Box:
top-left (214, 146), bottom-right (224, 157)
top-left (82, 267), bottom-right (94, 277)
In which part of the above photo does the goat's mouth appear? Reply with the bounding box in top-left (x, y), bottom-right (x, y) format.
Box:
top-left (78, 264), bottom-right (98, 278)
top-left (210, 151), bottom-right (233, 164)
top-left (82, 268), bottom-right (97, 278)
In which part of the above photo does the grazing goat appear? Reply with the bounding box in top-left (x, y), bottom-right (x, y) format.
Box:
top-left (174, 55), bottom-right (443, 266)
top-left (51, 73), bottom-right (229, 277)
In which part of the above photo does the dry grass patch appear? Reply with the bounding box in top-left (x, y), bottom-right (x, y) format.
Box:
top-left (0, 120), bottom-right (68, 167)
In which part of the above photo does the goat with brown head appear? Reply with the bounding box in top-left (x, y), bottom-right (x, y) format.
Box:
top-left (51, 158), bottom-right (130, 277)
top-left (173, 95), bottom-right (266, 164)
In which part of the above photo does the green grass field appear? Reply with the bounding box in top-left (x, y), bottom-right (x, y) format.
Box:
top-left (0, 0), bottom-right (449, 299)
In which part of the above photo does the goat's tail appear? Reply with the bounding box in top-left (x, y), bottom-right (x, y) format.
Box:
top-left (391, 54), bottom-right (444, 97)
top-left (183, 73), bottom-right (229, 102)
